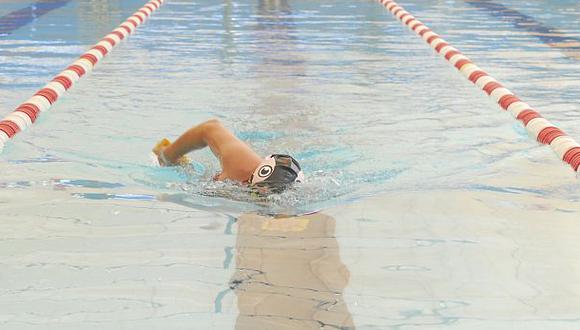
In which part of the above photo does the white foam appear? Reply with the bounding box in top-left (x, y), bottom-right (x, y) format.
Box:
top-left (150, 152), bottom-right (161, 167)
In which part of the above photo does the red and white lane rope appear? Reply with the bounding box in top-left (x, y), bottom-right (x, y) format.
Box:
top-left (0, 0), bottom-right (166, 152)
top-left (377, 0), bottom-right (580, 173)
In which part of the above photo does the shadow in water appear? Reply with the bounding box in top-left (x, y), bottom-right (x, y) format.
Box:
top-left (230, 212), bottom-right (355, 329)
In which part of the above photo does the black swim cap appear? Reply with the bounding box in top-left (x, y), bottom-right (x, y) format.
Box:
top-left (249, 154), bottom-right (304, 193)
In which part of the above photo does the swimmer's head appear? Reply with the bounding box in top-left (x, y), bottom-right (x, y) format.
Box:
top-left (249, 154), bottom-right (304, 194)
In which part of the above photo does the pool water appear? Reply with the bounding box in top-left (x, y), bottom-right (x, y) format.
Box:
top-left (0, 0), bottom-right (579, 328)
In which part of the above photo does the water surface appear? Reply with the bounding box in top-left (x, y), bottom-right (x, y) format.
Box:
top-left (0, 0), bottom-right (579, 328)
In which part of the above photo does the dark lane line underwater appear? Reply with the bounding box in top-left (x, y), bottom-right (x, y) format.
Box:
top-left (465, 0), bottom-right (580, 59)
top-left (0, 0), bottom-right (71, 37)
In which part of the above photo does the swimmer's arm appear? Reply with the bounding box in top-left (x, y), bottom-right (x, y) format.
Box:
top-left (154, 119), bottom-right (223, 165)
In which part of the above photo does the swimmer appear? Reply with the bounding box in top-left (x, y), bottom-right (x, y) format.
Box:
top-left (153, 119), bottom-right (304, 193)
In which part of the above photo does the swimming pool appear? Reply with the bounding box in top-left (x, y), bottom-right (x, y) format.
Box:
top-left (0, 0), bottom-right (579, 328)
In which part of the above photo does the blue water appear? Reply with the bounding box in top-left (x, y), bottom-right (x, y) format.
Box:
top-left (2, 0), bottom-right (578, 215)
top-left (0, 0), bottom-right (579, 328)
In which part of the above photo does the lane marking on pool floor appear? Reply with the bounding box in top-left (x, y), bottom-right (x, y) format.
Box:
top-left (0, 0), bottom-right (72, 37)
top-left (465, 0), bottom-right (580, 60)
top-left (0, 0), bottom-right (166, 152)
top-left (377, 0), bottom-right (580, 173)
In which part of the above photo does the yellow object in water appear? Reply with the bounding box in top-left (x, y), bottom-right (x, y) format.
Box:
top-left (152, 138), bottom-right (191, 166)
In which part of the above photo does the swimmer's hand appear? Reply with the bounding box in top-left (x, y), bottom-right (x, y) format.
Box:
top-left (152, 138), bottom-right (190, 166)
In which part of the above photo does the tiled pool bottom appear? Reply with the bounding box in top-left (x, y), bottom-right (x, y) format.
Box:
top-left (1, 184), bottom-right (579, 329)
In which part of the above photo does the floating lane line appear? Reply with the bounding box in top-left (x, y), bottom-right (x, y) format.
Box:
top-left (0, 0), bottom-right (166, 153)
top-left (377, 0), bottom-right (580, 173)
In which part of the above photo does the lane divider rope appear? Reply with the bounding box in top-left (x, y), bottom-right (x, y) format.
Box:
top-left (0, 0), bottom-right (166, 152)
top-left (377, 0), bottom-right (580, 173)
